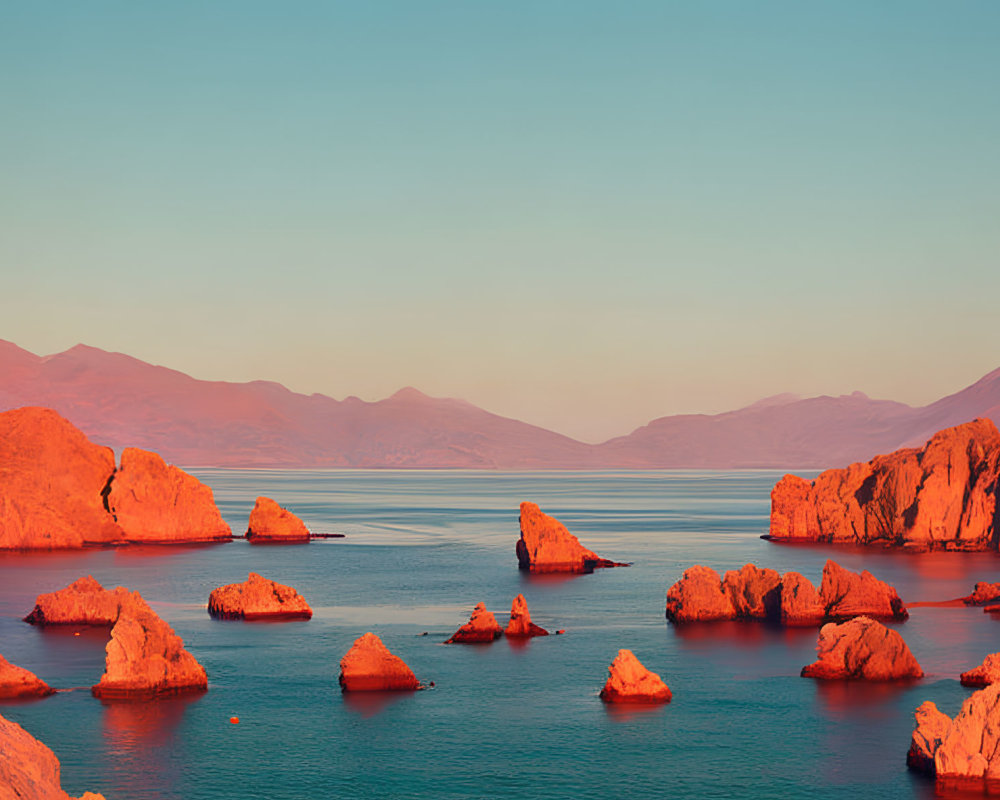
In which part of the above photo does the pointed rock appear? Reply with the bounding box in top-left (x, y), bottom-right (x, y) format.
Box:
top-left (0, 654), bottom-right (54, 699)
top-left (960, 654), bottom-right (1000, 688)
top-left (339, 632), bottom-right (421, 692)
top-left (819, 560), bottom-right (907, 620)
top-left (665, 565), bottom-right (736, 623)
top-left (246, 496), bottom-right (311, 543)
top-left (445, 602), bottom-right (502, 644)
top-left (505, 594), bottom-right (548, 637)
top-left (780, 571), bottom-right (826, 626)
top-left (599, 649), bottom-right (672, 704)
top-left (208, 573), bottom-right (312, 620)
top-left (516, 502), bottom-right (628, 573)
top-left (23, 576), bottom-right (127, 626)
top-left (801, 616), bottom-right (922, 680)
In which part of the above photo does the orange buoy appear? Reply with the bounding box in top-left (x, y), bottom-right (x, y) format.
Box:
top-left (229, 716), bottom-right (240, 724)
top-left (556, 630), bottom-right (566, 635)
top-left (73, 632), bottom-right (80, 636)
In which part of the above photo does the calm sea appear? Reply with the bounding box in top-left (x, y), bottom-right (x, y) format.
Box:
top-left (1, 470), bottom-right (998, 800)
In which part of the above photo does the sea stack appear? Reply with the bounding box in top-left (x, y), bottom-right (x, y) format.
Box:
top-left (819, 560), bottom-right (907, 620)
top-left (23, 576), bottom-right (127, 626)
top-left (339, 633), bottom-right (421, 692)
top-left (516, 502), bottom-right (627, 573)
top-left (445, 602), bottom-right (503, 644)
top-left (208, 572), bottom-right (313, 620)
top-left (599, 649), bottom-right (672, 704)
top-left (801, 616), bottom-right (922, 680)
top-left (245, 496), bottom-right (311, 543)
top-left (960, 654), bottom-right (1000, 688)
top-left (505, 594), bottom-right (548, 637)
top-left (665, 565), bottom-right (737, 623)
top-left (0, 654), bottom-right (54, 699)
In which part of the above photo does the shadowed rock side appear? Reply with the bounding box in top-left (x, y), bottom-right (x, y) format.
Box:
top-left (208, 572), bottom-right (312, 620)
top-left (339, 633), bottom-right (421, 692)
top-left (91, 591), bottom-right (208, 698)
top-left (516, 502), bottom-right (628, 573)
top-left (908, 684), bottom-right (1000, 787)
top-left (666, 560), bottom-right (907, 624)
top-left (445, 602), bottom-right (502, 644)
top-left (245, 496), bottom-right (310, 543)
top-left (0, 406), bottom-right (123, 549)
top-left (769, 419), bottom-right (1000, 550)
top-left (961, 654), bottom-right (1000, 688)
top-left (24, 576), bottom-right (128, 626)
top-left (0, 712), bottom-right (106, 800)
top-left (107, 447), bottom-right (232, 543)
top-left (505, 594), bottom-right (548, 637)
top-left (599, 649), bottom-right (672, 704)
top-left (0, 654), bottom-right (54, 699)
top-left (801, 616), bottom-right (922, 680)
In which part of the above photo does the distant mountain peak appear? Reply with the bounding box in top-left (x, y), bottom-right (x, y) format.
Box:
top-left (745, 392), bottom-right (803, 410)
top-left (387, 386), bottom-right (430, 402)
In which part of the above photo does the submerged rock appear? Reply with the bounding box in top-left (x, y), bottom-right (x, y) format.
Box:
top-left (516, 502), bottom-right (627, 573)
top-left (445, 602), bottom-right (503, 644)
top-left (960, 654), bottom-right (1000, 688)
top-left (801, 616), bottom-right (922, 680)
top-left (819, 560), bottom-right (908, 620)
top-left (665, 565), bottom-right (737, 623)
top-left (208, 572), bottom-right (313, 620)
top-left (245, 496), bottom-right (311, 543)
top-left (505, 594), bottom-right (548, 637)
top-left (0, 654), bottom-right (54, 699)
top-left (599, 649), bottom-right (671, 704)
top-left (339, 632), bottom-right (421, 692)
top-left (23, 576), bottom-right (127, 626)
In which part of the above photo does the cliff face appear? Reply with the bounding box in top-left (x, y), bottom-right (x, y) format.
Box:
top-left (769, 419), bottom-right (1000, 550)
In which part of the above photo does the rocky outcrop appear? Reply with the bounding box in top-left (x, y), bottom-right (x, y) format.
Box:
top-left (445, 602), bottom-right (503, 644)
top-left (208, 572), bottom-right (312, 620)
top-left (962, 582), bottom-right (1000, 606)
top-left (666, 560), bottom-right (906, 624)
top-left (245, 496), bottom-right (310, 543)
top-left (769, 419), bottom-right (1000, 550)
top-left (599, 649), bottom-right (672, 704)
top-left (338, 632), bottom-right (421, 691)
top-left (24, 576), bottom-right (127, 626)
top-left (91, 591), bottom-right (208, 698)
top-left (801, 616), bottom-right (922, 680)
top-left (107, 447), bottom-right (232, 543)
top-left (0, 406), bottom-right (123, 549)
top-left (0, 654), bottom-right (54, 699)
top-left (961, 654), bottom-right (1000, 688)
top-left (505, 594), bottom-right (548, 637)
top-left (516, 502), bottom-right (628, 573)
top-left (0, 712), bottom-right (106, 800)
top-left (907, 700), bottom-right (953, 774)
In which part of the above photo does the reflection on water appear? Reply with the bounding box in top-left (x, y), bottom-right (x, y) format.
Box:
top-left (341, 690), bottom-right (416, 718)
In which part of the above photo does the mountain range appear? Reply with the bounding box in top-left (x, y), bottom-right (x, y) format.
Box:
top-left (1, 339), bottom-right (998, 469)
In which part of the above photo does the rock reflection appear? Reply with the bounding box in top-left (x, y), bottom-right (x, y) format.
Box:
top-left (341, 690), bottom-right (413, 718)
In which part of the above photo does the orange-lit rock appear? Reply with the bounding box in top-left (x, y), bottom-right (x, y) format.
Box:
top-left (722, 564), bottom-right (782, 619)
top-left (908, 684), bottom-right (1000, 784)
top-left (505, 594), bottom-right (548, 637)
top-left (665, 565), bottom-right (736, 623)
top-left (819, 560), bottom-right (907, 620)
top-left (516, 502), bottom-right (627, 573)
top-left (24, 576), bottom-right (127, 626)
top-left (445, 602), bottom-right (502, 644)
top-left (961, 654), bottom-right (1000, 688)
top-left (599, 649), bottom-right (672, 704)
top-left (91, 591), bottom-right (208, 698)
top-left (0, 406), bottom-right (123, 550)
top-left (801, 616), bottom-right (922, 680)
top-left (208, 572), bottom-right (312, 620)
top-left (769, 419), bottom-right (1000, 550)
top-left (907, 700), bottom-right (953, 773)
top-left (0, 711), bottom-right (106, 799)
top-left (338, 632), bottom-right (421, 692)
top-left (779, 571), bottom-right (826, 626)
top-left (106, 447), bottom-right (232, 543)
top-left (245, 496), bottom-right (310, 543)
top-left (0, 654), bottom-right (54, 699)
top-left (962, 582), bottom-right (1000, 606)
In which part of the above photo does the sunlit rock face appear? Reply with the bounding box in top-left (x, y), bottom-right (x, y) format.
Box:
top-left (599, 649), bottom-right (671, 704)
top-left (338, 633), bottom-right (421, 692)
top-left (505, 594), bottom-right (548, 638)
top-left (24, 576), bottom-right (127, 626)
top-left (208, 572), bottom-right (313, 620)
top-left (516, 502), bottom-right (628, 573)
top-left (960, 654), bottom-right (1000, 688)
top-left (245, 496), bottom-right (310, 543)
top-left (800, 616), bottom-right (922, 680)
top-left (0, 654), bottom-right (54, 699)
top-left (445, 602), bottom-right (502, 644)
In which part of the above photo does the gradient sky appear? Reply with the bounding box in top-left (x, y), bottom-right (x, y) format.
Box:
top-left (3, 2), bottom-right (999, 442)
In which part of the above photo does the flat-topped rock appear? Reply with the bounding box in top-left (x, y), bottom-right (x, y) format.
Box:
top-left (246, 496), bottom-right (310, 543)
top-left (961, 654), bottom-right (1000, 688)
top-left (446, 602), bottom-right (502, 644)
top-left (339, 632), bottom-right (421, 692)
top-left (801, 616), bottom-right (922, 680)
top-left (516, 502), bottom-right (628, 573)
top-left (505, 594), bottom-right (548, 637)
top-left (599, 649), bottom-right (671, 704)
top-left (0, 654), bottom-right (54, 699)
top-left (24, 576), bottom-right (128, 626)
top-left (208, 573), bottom-right (312, 620)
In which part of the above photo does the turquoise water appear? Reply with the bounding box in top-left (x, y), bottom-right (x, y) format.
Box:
top-left (1, 470), bottom-right (998, 799)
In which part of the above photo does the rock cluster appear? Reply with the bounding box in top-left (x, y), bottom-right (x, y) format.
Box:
top-left (446, 602), bottom-right (503, 644)
top-left (245, 496), bottom-right (311, 543)
top-left (516, 502), bottom-right (628, 573)
top-left (208, 573), bottom-right (313, 620)
top-left (505, 594), bottom-right (549, 637)
top-left (338, 633), bottom-right (421, 692)
top-left (665, 560), bottom-right (906, 624)
top-left (599, 649), bottom-right (671, 704)
top-left (769, 419), bottom-right (1000, 550)
top-left (0, 654), bottom-right (54, 699)
top-left (800, 616), bottom-right (922, 680)
top-left (960, 654), bottom-right (1000, 688)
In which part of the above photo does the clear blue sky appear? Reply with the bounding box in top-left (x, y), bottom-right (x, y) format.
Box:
top-left (2, 1), bottom-right (998, 441)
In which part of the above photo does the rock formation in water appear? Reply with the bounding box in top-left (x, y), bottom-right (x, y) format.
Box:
top-left (722, 564), bottom-right (782, 619)
top-left (961, 654), bottom-right (1000, 688)
top-left (24, 576), bottom-right (128, 626)
top-left (445, 602), bottom-right (503, 644)
top-left (599, 649), bottom-right (672, 704)
top-left (208, 572), bottom-right (313, 620)
top-left (338, 632), bottom-right (421, 692)
top-left (665, 565), bottom-right (737, 623)
top-left (0, 654), bottom-right (54, 699)
top-left (908, 683), bottom-right (1000, 786)
top-left (107, 447), bottom-right (232, 543)
top-left (961, 582), bottom-right (1000, 606)
top-left (91, 591), bottom-right (208, 698)
top-left (779, 571), bottom-right (826, 626)
top-left (245, 496), bottom-right (311, 543)
top-left (801, 616), bottom-right (922, 680)
top-left (0, 406), bottom-right (123, 549)
top-left (505, 594), bottom-right (549, 637)
top-left (819, 560), bottom-right (907, 620)
top-left (0, 711), bottom-right (106, 800)
top-left (516, 502), bottom-right (628, 573)
top-left (768, 419), bottom-right (1000, 550)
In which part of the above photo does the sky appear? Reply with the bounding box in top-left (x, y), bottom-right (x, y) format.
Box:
top-left (2, 1), bottom-right (999, 443)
